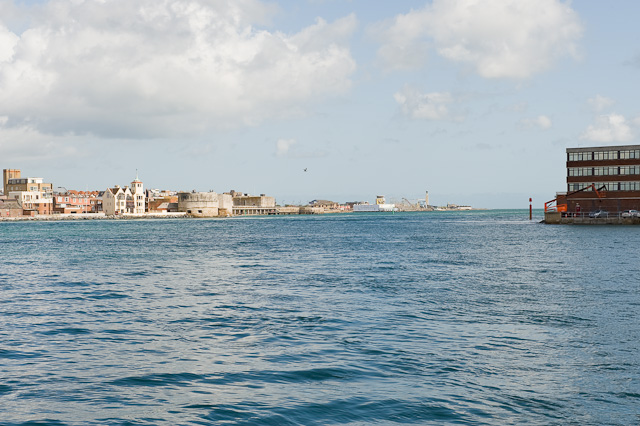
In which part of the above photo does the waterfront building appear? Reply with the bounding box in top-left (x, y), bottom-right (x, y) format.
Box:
top-left (10, 190), bottom-right (53, 215)
top-left (218, 193), bottom-right (233, 216)
top-left (3, 171), bottom-right (53, 194)
top-left (175, 192), bottom-right (232, 217)
top-left (103, 185), bottom-right (133, 215)
top-left (131, 175), bottom-right (145, 214)
top-left (177, 191), bottom-right (219, 217)
top-left (103, 175), bottom-right (145, 215)
top-left (2, 169), bottom-right (21, 195)
top-left (229, 190), bottom-right (276, 215)
top-left (353, 195), bottom-right (396, 212)
top-left (309, 199), bottom-right (338, 209)
top-left (148, 195), bottom-right (178, 213)
top-left (555, 145), bottom-right (640, 213)
top-left (53, 191), bottom-right (99, 214)
top-left (0, 198), bottom-right (24, 217)
top-left (3, 169), bottom-right (54, 215)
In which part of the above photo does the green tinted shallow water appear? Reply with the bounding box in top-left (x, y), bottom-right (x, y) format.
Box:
top-left (1, 211), bottom-right (639, 425)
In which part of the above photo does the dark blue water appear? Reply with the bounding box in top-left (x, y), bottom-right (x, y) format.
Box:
top-left (1, 211), bottom-right (639, 425)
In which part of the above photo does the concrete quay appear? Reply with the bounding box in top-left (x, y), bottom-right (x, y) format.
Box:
top-left (544, 211), bottom-right (640, 225)
top-left (0, 212), bottom-right (188, 222)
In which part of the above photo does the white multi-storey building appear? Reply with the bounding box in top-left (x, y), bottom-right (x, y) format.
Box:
top-left (103, 174), bottom-right (146, 215)
top-left (131, 175), bottom-right (145, 214)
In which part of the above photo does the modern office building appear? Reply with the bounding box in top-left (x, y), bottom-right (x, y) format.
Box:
top-left (554, 144), bottom-right (640, 213)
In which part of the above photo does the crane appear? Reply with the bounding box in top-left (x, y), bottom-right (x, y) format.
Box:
top-left (545, 183), bottom-right (606, 212)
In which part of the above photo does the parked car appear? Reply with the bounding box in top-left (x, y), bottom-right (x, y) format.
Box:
top-left (589, 209), bottom-right (608, 218)
top-left (621, 210), bottom-right (639, 218)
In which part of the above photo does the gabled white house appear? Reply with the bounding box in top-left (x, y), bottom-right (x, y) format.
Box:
top-left (103, 174), bottom-right (145, 215)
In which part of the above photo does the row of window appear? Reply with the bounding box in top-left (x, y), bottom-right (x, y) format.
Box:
top-left (5, 185), bottom-right (51, 192)
top-left (569, 182), bottom-right (640, 192)
top-left (56, 197), bottom-right (91, 204)
top-left (7, 178), bottom-right (45, 184)
top-left (568, 166), bottom-right (640, 176)
top-left (568, 149), bottom-right (640, 162)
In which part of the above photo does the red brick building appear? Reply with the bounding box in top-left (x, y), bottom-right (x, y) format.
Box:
top-left (53, 191), bottom-right (100, 214)
top-left (556, 145), bottom-right (640, 213)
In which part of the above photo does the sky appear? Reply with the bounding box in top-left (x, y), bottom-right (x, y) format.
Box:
top-left (1, 0), bottom-right (639, 208)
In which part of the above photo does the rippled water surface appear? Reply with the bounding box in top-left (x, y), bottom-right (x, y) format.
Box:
top-left (1, 211), bottom-right (640, 425)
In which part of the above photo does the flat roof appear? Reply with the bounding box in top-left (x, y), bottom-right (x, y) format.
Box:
top-left (567, 144), bottom-right (640, 152)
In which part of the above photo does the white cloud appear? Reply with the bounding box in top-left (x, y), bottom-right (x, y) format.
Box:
top-left (0, 123), bottom-right (83, 163)
top-left (522, 115), bottom-right (552, 130)
top-left (0, 24), bottom-right (19, 63)
top-left (276, 138), bottom-right (297, 157)
top-left (375, 0), bottom-right (582, 78)
top-left (587, 95), bottom-right (614, 112)
top-left (581, 114), bottom-right (633, 143)
top-left (0, 1), bottom-right (357, 139)
top-left (274, 137), bottom-right (327, 159)
top-left (370, 12), bottom-right (431, 72)
top-left (394, 87), bottom-right (457, 121)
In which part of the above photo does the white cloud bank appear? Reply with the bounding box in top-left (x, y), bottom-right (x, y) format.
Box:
top-left (581, 114), bottom-right (633, 143)
top-left (0, 0), bottom-right (357, 139)
top-left (276, 138), bottom-right (297, 157)
top-left (274, 137), bottom-right (327, 159)
top-left (374, 0), bottom-right (583, 78)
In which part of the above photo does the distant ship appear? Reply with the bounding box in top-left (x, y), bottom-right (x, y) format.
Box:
top-left (353, 195), bottom-right (396, 212)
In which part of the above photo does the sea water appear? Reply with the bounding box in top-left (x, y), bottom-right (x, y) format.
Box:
top-left (1, 211), bottom-right (639, 425)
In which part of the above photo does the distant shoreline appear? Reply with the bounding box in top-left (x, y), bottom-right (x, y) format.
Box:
top-left (0, 213), bottom-right (189, 222)
top-left (0, 208), bottom-right (517, 223)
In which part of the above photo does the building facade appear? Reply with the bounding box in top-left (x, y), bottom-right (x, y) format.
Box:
top-left (0, 198), bottom-right (22, 217)
top-left (3, 169), bottom-right (20, 195)
top-left (53, 191), bottom-right (99, 214)
top-left (229, 191), bottom-right (276, 215)
top-left (558, 144), bottom-right (640, 213)
top-left (11, 191), bottom-right (53, 215)
top-left (177, 192), bottom-right (219, 217)
top-left (103, 175), bottom-right (145, 215)
top-left (3, 169), bottom-right (54, 215)
top-left (4, 176), bottom-right (53, 194)
top-left (131, 176), bottom-right (145, 214)
top-left (103, 185), bottom-right (133, 215)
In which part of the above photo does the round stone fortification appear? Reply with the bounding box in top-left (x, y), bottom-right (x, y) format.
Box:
top-left (177, 192), bottom-right (219, 218)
